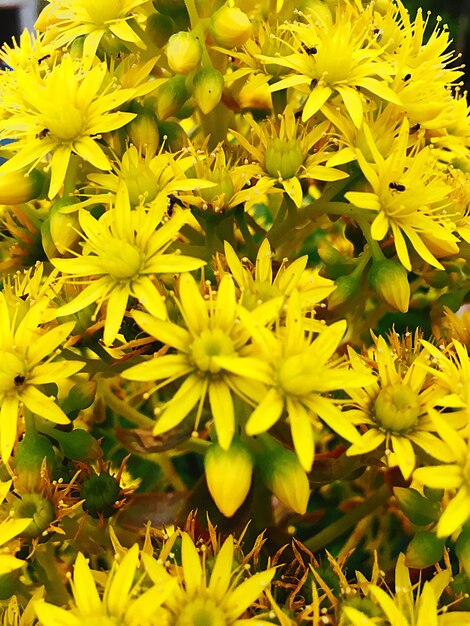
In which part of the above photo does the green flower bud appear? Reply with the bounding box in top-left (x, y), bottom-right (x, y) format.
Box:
top-left (52, 429), bottom-right (101, 462)
top-left (193, 68), bottom-right (224, 114)
top-left (265, 138), bottom-right (303, 179)
top-left (14, 434), bottom-right (55, 492)
top-left (210, 5), bottom-right (252, 48)
top-left (146, 12), bottom-right (176, 47)
top-left (205, 439), bottom-right (253, 518)
top-left (158, 120), bottom-right (188, 151)
top-left (368, 258), bottom-right (410, 313)
top-left (11, 493), bottom-right (55, 538)
top-left (166, 32), bottom-right (201, 74)
top-left (153, 0), bottom-right (187, 17)
top-left (49, 197), bottom-right (81, 255)
top-left (405, 531), bottom-right (445, 568)
top-left (0, 571), bottom-right (21, 600)
top-left (80, 472), bottom-right (121, 519)
top-left (423, 486), bottom-right (444, 502)
top-left (374, 384), bottom-right (420, 433)
top-left (60, 381), bottom-right (97, 419)
top-left (0, 169), bottom-right (44, 204)
top-left (327, 272), bottom-right (361, 309)
top-left (156, 75), bottom-right (189, 120)
top-left (456, 528), bottom-right (470, 578)
top-left (126, 107), bottom-right (160, 155)
top-left (256, 436), bottom-right (309, 514)
top-left (393, 487), bottom-right (440, 526)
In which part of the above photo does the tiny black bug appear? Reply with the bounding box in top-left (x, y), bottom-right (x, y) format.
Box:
top-left (389, 182), bottom-right (406, 192)
top-left (302, 44), bottom-right (317, 55)
top-left (37, 128), bottom-right (49, 140)
top-left (14, 375), bottom-right (25, 386)
top-left (403, 73), bottom-right (411, 81)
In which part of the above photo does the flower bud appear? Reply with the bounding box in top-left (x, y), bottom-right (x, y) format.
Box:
top-left (146, 12), bottom-right (176, 48)
top-left (368, 258), bottom-right (410, 313)
top-left (49, 198), bottom-right (81, 255)
top-left (193, 68), bottom-right (224, 114)
top-left (205, 439), bottom-right (253, 518)
top-left (393, 487), bottom-right (440, 526)
top-left (80, 471), bottom-right (121, 519)
top-left (210, 5), bottom-right (252, 48)
top-left (156, 75), bottom-right (189, 120)
top-left (158, 120), bottom-right (188, 151)
top-left (265, 138), bottom-right (303, 180)
top-left (153, 0), bottom-right (187, 17)
top-left (256, 436), bottom-right (309, 514)
top-left (14, 434), bottom-right (55, 492)
top-left (0, 168), bottom-right (44, 204)
top-left (327, 272), bottom-right (361, 309)
top-left (11, 493), bottom-right (55, 538)
top-left (0, 571), bottom-right (21, 600)
top-left (126, 107), bottom-right (160, 155)
top-left (52, 429), bottom-right (102, 462)
top-left (405, 531), bottom-right (445, 569)
top-left (166, 32), bottom-right (201, 74)
top-left (456, 527), bottom-right (470, 578)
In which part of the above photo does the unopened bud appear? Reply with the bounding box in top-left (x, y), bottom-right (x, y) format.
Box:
top-left (158, 120), bottom-right (188, 151)
top-left (152, 0), bottom-right (187, 17)
top-left (210, 5), bottom-right (252, 48)
top-left (193, 68), bottom-right (224, 114)
top-left (61, 381), bottom-right (97, 419)
top-left (146, 12), bottom-right (176, 48)
top-left (127, 106), bottom-right (160, 155)
top-left (368, 258), bottom-right (410, 313)
top-left (393, 487), bottom-right (440, 526)
top-left (456, 527), bottom-right (470, 578)
top-left (14, 434), bottom-right (55, 492)
top-left (328, 272), bottom-right (361, 309)
top-left (49, 197), bottom-right (81, 255)
top-left (80, 472), bottom-right (121, 519)
top-left (205, 439), bottom-right (253, 517)
top-left (156, 75), bottom-right (189, 120)
top-left (52, 429), bottom-right (102, 462)
top-left (256, 436), bottom-right (309, 514)
top-left (166, 32), bottom-right (201, 74)
top-left (405, 531), bottom-right (445, 568)
top-left (11, 493), bottom-right (55, 538)
top-left (0, 168), bottom-right (44, 204)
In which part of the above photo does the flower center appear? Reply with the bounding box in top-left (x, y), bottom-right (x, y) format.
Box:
top-left (175, 598), bottom-right (227, 626)
top-left (265, 138), bottom-right (303, 179)
top-left (0, 351), bottom-right (27, 393)
top-left (46, 105), bottom-right (85, 142)
top-left (191, 329), bottom-right (236, 374)
top-left (374, 384), bottom-right (420, 433)
top-left (276, 354), bottom-right (311, 396)
top-left (83, 0), bottom-right (123, 24)
top-left (99, 240), bottom-right (142, 280)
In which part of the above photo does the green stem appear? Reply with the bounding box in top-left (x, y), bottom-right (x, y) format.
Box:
top-left (62, 154), bottom-right (80, 198)
top-left (98, 381), bottom-right (154, 429)
top-left (24, 409), bottom-right (38, 437)
top-left (357, 217), bottom-right (384, 261)
top-left (147, 453), bottom-right (187, 492)
top-left (184, 0), bottom-right (199, 29)
top-left (304, 484), bottom-right (390, 553)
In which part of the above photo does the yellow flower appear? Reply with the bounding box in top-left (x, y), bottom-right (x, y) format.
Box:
top-left (238, 291), bottom-right (373, 471)
top-left (345, 118), bottom-right (459, 271)
top-left (52, 186), bottom-right (205, 346)
top-left (231, 105), bottom-right (348, 207)
top-left (144, 533), bottom-right (275, 625)
top-left (343, 553), bottom-right (454, 626)
top-left (0, 56), bottom-right (136, 198)
top-left (122, 272), bottom-right (270, 449)
top-left (0, 293), bottom-right (83, 461)
top-left (35, 544), bottom-right (174, 626)
top-left (258, 2), bottom-right (400, 127)
top-left (223, 238), bottom-right (335, 330)
top-left (0, 480), bottom-right (31, 576)
top-left (35, 0), bottom-right (149, 66)
top-left (345, 334), bottom-right (456, 480)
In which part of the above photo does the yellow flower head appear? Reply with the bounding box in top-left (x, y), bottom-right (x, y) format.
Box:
top-left (52, 185), bottom-right (205, 346)
top-left (238, 291), bottom-right (373, 471)
top-left (259, 1), bottom-right (400, 127)
top-left (144, 532), bottom-right (275, 626)
top-left (0, 56), bottom-right (136, 198)
top-left (35, 544), bottom-right (174, 626)
top-left (345, 333), bottom-right (457, 480)
top-left (35, 0), bottom-right (149, 66)
top-left (0, 293), bottom-right (83, 461)
top-left (231, 105), bottom-right (348, 207)
top-left (122, 272), bottom-right (270, 450)
top-left (345, 118), bottom-right (459, 271)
